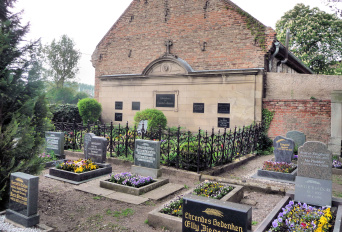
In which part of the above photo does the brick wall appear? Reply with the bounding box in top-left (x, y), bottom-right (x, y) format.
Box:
top-left (263, 99), bottom-right (331, 144)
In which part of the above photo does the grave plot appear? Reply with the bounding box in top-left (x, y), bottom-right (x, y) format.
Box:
top-left (43, 131), bottom-right (66, 168)
top-left (255, 141), bottom-right (342, 232)
top-left (148, 181), bottom-right (244, 232)
top-left (255, 136), bottom-right (297, 182)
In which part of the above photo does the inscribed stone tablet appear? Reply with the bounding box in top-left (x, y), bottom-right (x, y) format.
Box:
top-left (286, 131), bottom-right (306, 148)
top-left (193, 103), bottom-right (204, 113)
top-left (156, 94), bottom-right (175, 108)
top-left (217, 103), bottom-right (230, 114)
top-left (134, 139), bottom-right (161, 169)
top-left (182, 194), bottom-right (252, 232)
top-left (273, 136), bottom-right (295, 163)
top-left (218, 117), bottom-right (230, 128)
top-left (298, 141), bottom-right (332, 180)
top-left (45, 131), bottom-right (64, 158)
top-left (295, 176), bottom-right (332, 207)
top-left (84, 133), bottom-right (95, 159)
top-left (115, 113), bottom-right (122, 121)
top-left (86, 136), bottom-right (108, 163)
top-left (115, 101), bottom-right (123, 110)
top-left (132, 102), bottom-right (140, 111)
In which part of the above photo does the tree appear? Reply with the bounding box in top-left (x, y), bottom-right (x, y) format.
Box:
top-left (321, 0), bottom-right (341, 18)
top-left (44, 34), bottom-right (81, 88)
top-left (0, 0), bottom-right (52, 208)
top-left (134, 109), bottom-right (167, 131)
top-left (276, 4), bottom-right (342, 74)
top-left (77, 98), bottom-right (102, 123)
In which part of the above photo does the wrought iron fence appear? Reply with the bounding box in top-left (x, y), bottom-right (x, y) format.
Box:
top-left (52, 120), bottom-right (263, 173)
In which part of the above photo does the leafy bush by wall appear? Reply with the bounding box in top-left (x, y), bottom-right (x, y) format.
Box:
top-left (50, 104), bottom-right (82, 123)
top-left (134, 109), bottom-right (167, 130)
top-left (77, 98), bottom-right (102, 123)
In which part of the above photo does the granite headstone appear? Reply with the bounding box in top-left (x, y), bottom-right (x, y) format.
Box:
top-left (273, 136), bottom-right (295, 163)
top-left (286, 130), bottom-right (306, 148)
top-left (6, 172), bottom-right (40, 227)
top-left (84, 133), bottom-right (95, 160)
top-left (86, 136), bottom-right (108, 163)
top-left (45, 131), bottom-right (65, 159)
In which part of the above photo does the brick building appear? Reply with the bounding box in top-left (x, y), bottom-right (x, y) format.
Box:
top-left (91, 0), bottom-right (315, 132)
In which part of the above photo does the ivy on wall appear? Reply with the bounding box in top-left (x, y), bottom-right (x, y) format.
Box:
top-left (262, 108), bottom-right (275, 132)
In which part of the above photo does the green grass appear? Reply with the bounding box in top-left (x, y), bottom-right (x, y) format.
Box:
top-left (252, 221), bottom-right (258, 225)
top-left (93, 196), bottom-right (103, 200)
top-left (333, 175), bottom-right (342, 185)
top-left (105, 208), bottom-right (134, 219)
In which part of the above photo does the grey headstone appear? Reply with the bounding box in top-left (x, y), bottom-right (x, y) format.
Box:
top-left (294, 176), bottom-right (332, 207)
top-left (137, 120), bottom-right (148, 133)
top-left (297, 141), bottom-right (332, 180)
top-left (286, 130), bottom-right (306, 148)
top-left (45, 131), bottom-right (65, 159)
top-left (84, 133), bottom-right (95, 159)
top-left (134, 139), bottom-right (161, 169)
top-left (86, 136), bottom-right (108, 163)
top-left (273, 136), bottom-right (295, 163)
top-left (6, 172), bottom-right (40, 227)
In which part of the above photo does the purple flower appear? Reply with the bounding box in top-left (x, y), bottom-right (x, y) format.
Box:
top-left (272, 219), bottom-right (278, 228)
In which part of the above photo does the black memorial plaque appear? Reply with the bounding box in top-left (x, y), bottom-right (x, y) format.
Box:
top-left (182, 194), bottom-right (252, 232)
top-left (193, 103), bottom-right (204, 113)
top-left (156, 94), bottom-right (175, 108)
top-left (115, 113), bottom-right (122, 121)
top-left (86, 137), bottom-right (108, 163)
top-left (132, 102), bottom-right (140, 111)
top-left (218, 103), bottom-right (230, 114)
top-left (9, 177), bottom-right (29, 216)
top-left (218, 117), bottom-right (230, 128)
top-left (115, 101), bottom-right (123, 110)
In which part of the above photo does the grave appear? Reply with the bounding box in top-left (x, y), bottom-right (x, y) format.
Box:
top-left (137, 120), bottom-right (148, 133)
top-left (84, 133), bottom-right (95, 160)
top-left (5, 172), bottom-right (39, 227)
top-left (286, 130), bottom-right (306, 148)
top-left (85, 134), bottom-right (108, 163)
top-left (273, 136), bottom-right (295, 163)
top-left (45, 131), bottom-right (65, 159)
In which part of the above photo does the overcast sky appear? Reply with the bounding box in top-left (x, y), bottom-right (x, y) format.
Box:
top-left (14, 0), bottom-right (334, 85)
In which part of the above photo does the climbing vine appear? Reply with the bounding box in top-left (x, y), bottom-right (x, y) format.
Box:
top-left (256, 108), bottom-right (275, 155)
top-left (262, 108), bottom-right (274, 132)
top-left (225, 4), bottom-right (267, 51)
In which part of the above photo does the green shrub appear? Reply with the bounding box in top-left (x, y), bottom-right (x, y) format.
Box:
top-left (77, 98), bottom-right (102, 123)
top-left (134, 109), bottom-right (167, 131)
top-left (49, 104), bottom-right (82, 123)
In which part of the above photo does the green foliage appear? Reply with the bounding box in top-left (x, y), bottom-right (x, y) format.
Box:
top-left (46, 86), bottom-right (76, 104)
top-left (77, 98), bottom-right (102, 123)
top-left (276, 4), bottom-right (342, 74)
top-left (49, 104), bottom-right (82, 123)
top-left (262, 108), bottom-right (275, 133)
top-left (256, 109), bottom-right (275, 155)
top-left (0, 1), bottom-right (52, 208)
top-left (134, 109), bottom-right (167, 131)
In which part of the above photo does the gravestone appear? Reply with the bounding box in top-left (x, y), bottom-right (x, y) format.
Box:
top-left (6, 172), bottom-right (40, 227)
top-left (137, 120), bottom-right (148, 133)
top-left (132, 139), bottom-right (161, 178)
top-left (182, 194), bottom-right (252, 232)
top-left (273, 136), bottom-right (295, 163)
top-left (86, 135), bottom-right (108, 163)
top-left (295, 141), bottom-right (332, 206)
top-left (84, 133), bottom-right (95, 159)
top-left (45, 132), bottom-right (65, 159)
top-left (286, 130), bottom-right (306, 148)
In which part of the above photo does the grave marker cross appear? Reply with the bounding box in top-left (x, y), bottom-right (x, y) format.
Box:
top-left (165, 40), bottom-right (173, 55)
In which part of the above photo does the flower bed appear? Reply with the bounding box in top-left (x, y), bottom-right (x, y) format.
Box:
top-left (56, 159), bottom-right (99, 173)
top-left (257, 161), bottom-right (297, 181)
top-left (109, 172), bottom-right (154, 188)
top-left (262, 161), bottom-right (296, 173)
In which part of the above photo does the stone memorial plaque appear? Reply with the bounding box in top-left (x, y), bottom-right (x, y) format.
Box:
top-left (115, 101), bottom-right (123, 110)
top-left (84, 133), bottom-right (95, 159)
top-left (86, 136), bottom-right (108, 163)
top-left (218, 117), bottom-right (230, 128)
top-left (132, 102), bottom-right (140, 111)
top-left (193, 103), bottom-right (204, 113)
top-left (295, 176), bottom-right (332, 207)
top-left (286, 130), bottom-right (306, 148)
top-left (298, 141), bottom-right (332, 180)
top-left (156, 94), bottom-right (175, 108)
top-left (182, 194), bottom-right (252, 232)
top-left (134, 139), bottom-right (161, 169)
top-left (273, 136), bottom-right (295, 163)
top-left (115, 113), bottom-right (122, 121)
top-left (217, 103), bottom-right (230, 114)
top-left (45, 132), bottom-right (65, 158)
top-left (137, 120), bottom-right (148, 133)
top-left (6, 172), bottom-right (39, 227)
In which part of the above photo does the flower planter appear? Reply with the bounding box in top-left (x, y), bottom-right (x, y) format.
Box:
top-left (147, 183), bottom-right (244, 232)
top-left (44, 159), bottom-right (65, 168)
top-left (254, 196), bottom-right (342, 232)
top-left (100, 178), bottom-right (169, 196)
top-left (333, 168), bottom-right (342, 175)
top-left (48, 163), bottom-right (112, 182)
top-left (257, 167), bottom-right (297, 181)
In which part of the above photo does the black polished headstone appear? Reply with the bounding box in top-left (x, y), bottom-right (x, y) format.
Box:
top-left (218, 117), bottom-right (230, 128)
top-left (84, 133), bottom-right (95, 159)
top-left (182, 194), bottom-right (252, 232)
top-left (115, 101), bottom-right (123, 110)
top-left (134, 139), bottom-right (161, 169)
top-left (273, 136), bottom-right (295, 163)
top-left (132, 102), bottom-right (140, 111)
top-left (115, 113), bottom-right (122, 121)
top-left (193, 103), bottom-right (204, 113)
top-left (86, 136), bottom-right (108, 163)
top-left (45, 131), bottom-right (65, 159)
top-left (6, 172), bottom-right (40, 227)
top-left (218, 103), bottom-right (230, 114)
top-left (156, 94), bottom-right (175, 107)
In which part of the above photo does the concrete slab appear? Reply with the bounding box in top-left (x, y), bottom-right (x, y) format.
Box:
top-left (105, 192), bottom-right (148, 205)
top-left (75, 184), bottom-right (114, 196)
top-left (142, 183), bottom-right (184, 200)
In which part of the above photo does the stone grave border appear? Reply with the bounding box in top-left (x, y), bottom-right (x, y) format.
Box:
top-left (148, 183), bottom-right (244, 232)
top-left (46, 163), bottom-right (112, 185)
top-left (256, 167), bottom-right (297, 182)
top-left (100, 178), bottom-right (169, 196)
top-left (254, 193), bottom-right (342, 232)
top-left (44, 159), bottom-right (66, 168)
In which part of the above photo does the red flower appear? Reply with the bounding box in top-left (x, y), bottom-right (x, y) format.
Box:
top-left (301, 222), bottom-right (307, 228)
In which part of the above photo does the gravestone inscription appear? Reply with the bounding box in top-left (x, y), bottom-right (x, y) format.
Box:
top-left (84, 133), bottom-right (95, 159)
top-left (115, 101), bottom-right (123, 110)
top-left (193, 103), bottom-right (204, 113)
top-left (45, 131), bottom-right (65, 159)
top-left (286, 130), bottom-right (306, 148)
top-left (134, 139), bottom-right (161, 169)
top-left (6, 172), bottom-right (40, 227)
top-left (182, 194), bottom-right (252, 232)
top-left (218, 117), bottom-right (230, 128)
top-left (115, 113), bottom-right (122, 121)
top-left (156, 94), bottom-right (175, 108)
top-left (273, 136), bottom-right (295, 163)
top-left (86, 136), bottom-right (108, 163)
top-left (217, 103), bottom-right (230, 114)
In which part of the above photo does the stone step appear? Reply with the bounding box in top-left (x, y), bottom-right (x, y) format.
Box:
top-left (142, 183), bottom-right (184, 200)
